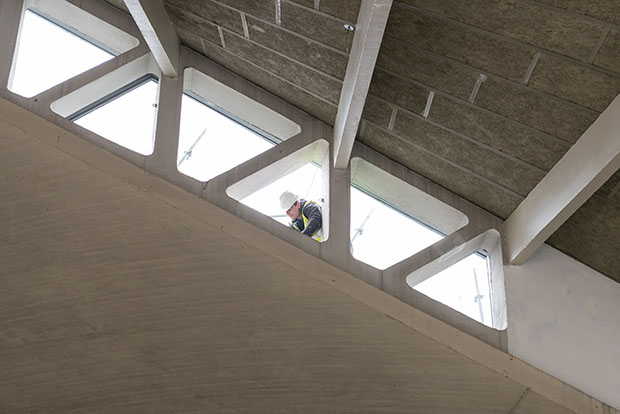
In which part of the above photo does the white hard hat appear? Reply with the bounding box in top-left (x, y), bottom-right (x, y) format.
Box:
top-left (280, 190), bottom-right (298, 210)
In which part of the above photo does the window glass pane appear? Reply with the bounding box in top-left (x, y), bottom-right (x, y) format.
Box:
top-left (350, 187), bottom-right (443, 270)
top-left (413, 253), bottom-right (493, 327)
top-left (240, 164), bottom-right (323, 225)
top-left (10, 10), bottom-right (113, 98)
top-left (177, 94), bottom-right (275, 182)
top-left (74, 79), bottom-right (158, 155)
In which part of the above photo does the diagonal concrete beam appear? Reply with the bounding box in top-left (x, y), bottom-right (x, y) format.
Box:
top-left (123, 0), bottom-right (179, 77)
top-left (332, 0), bottom-right (392, 170)
top-left (504, 94), bottom-right (620, 265)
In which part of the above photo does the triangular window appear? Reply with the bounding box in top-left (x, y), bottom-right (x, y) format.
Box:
top-left (177, 93), bottom-right (277, 181)
top-left (350, 158), bottom-right (468, 270)
top-left (413, 252), bottom-right (493, 326)
top-left (68, 75), bottom-right (159, 155)
top-left (9, 3), bottom-right (137, 98)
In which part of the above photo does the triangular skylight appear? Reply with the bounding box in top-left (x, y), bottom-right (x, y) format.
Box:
top-left (240, 163), bottom-right (323, 226)
top-left (9, 2), bottom-right (138, 98)
top-left (350, 158), bottom-right (469, 270)
top-left (413, 252), bottom-right (493, 327)
top-left (177, 68), bottom-right (301, 182)
top-left (177, 94), bottom-right (277, 181)
top-left (71, 76), bottom-right (159, 155)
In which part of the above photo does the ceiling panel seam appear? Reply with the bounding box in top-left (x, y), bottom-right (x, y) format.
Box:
top-left (381, 98), bottom-right (550, 177)
top-left (361, 119), bottom-right (528, 199)
top-left (220, 26), bottom-right (345, 83)
top-left (506, 388), bottom-right (531, 414)
top-left (587, 27), bottom-right (611, 63)
top-left (380, 37), bottom-right (608, 114)
top-left (373, 67), bottom-right (579, 147)
top-left (394, 1), bottom-right (620, 78)
top-left (206, 0), bottom-right (349, 56)
top-left (280, 0), bottom-right (356, 24)
top-left (202, 41), bottom-right (340, 108)
top-left (523, 0), bottom-right (620, 29)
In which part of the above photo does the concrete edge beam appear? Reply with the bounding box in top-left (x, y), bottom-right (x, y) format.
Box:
top-left (504, 94), bottom-right (620, 265)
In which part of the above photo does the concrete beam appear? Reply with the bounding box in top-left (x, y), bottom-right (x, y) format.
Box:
top-left (332, 0), bottom-right (392, 170)
top-left (504, 94), bottom-right (620, 265)
top-left (123, 0), bottom-right (179, 77)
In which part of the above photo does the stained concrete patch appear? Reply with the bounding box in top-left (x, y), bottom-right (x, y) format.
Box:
top-left (166, 0), bottom-right (244, 35)
top-left (594, 29), bottom-right (620, 75)
top-left (511, 390), bottom-right (579, 414)
top-left (360, 123), bottom-right (523, 218)
top-left (222, 31), bottom-right (342, 104)
top-left (361, 94), bottom-right (393, 129)
top-left (201, 41), bottom-right (338, 125)
top-left (385, 4), bottom-right (534, 82)
top-left (393, 111), bottom-right (545, 196)
top-left (475, 77), bottom-right (599, 143)
top-left (548, 218), bottom-right (620, 283)
top-left (400, 0), bottom-right (604, 61)
top-left (246, 16), bottom-right (348, 79)
top-left (213, 0), bottom-right (275, 22)
top-left (281, 2), bottom-right (355, 52)
top-left (166, 4), bottom-right (223, 46)
top-left (368, 69), bottom-right (428, 115)
top-left (376, 38), bottom-right (479, 100)
top-left (428, 95), bottom-right (570, 171)
top-left (535, 0), bottom-right (620, 26)
top-left (528, 54), bottom-right (620, 112)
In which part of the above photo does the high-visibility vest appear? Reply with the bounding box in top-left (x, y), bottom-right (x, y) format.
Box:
top-left (294, 200), bottom-right (322, 242)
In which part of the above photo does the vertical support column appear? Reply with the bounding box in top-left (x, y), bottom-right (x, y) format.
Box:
top-left (144, 72), bottom-right (200, 194)
top-left (0, 0), bottom-right (24, 92)
top-left (320, 157), bottom-right (352, 271)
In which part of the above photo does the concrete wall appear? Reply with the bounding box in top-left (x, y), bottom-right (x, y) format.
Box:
top-left (506, 244), bottom-right (620, 410)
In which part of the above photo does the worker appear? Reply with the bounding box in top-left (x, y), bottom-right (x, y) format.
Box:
top-left (279, 190), bottom-right (323, 242)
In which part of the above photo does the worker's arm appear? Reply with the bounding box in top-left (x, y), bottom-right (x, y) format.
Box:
top-left (301, 202), bottom-right (322, 237)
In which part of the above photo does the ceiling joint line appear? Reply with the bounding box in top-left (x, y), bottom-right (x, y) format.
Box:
top-left (369, 93), bottom-right (549, 175)
top-left (275, 0), bottom-right (282, 26)
top-left (422, 90), bottom-right (435, 118)
top-left (522, 52), bottom-right (541, 85)
top-left (207, 0), bottom-right (349, 56)
top-left (383, 37), bottom-right (607, 114)
top-left (468, 73), bottom-right (487, 103)
top-left (388, 106), bottom-right (398, 130)
top-left (393, 2), bottom-right (620, 79)
top-left (213, 45), bottom-right (339, 107)
top-left (240, 13), bottom-right (250, 38)
top-left (364, 120), bottom-right (529, 198)
top-left (281, 0), bottom-right (354, 24)
top-left (220, 28), bottom-right (345, 83)
top-left (588, 27), bottom-right (610, 64)
top-left (609, 178), bottom-right (620, 199)
top-left (507, 388), bottom-right (531, 414)
top-left (217, 26), bottom-right (226, 48)
top-left (374, 67), bottom-right (576, 147)
top-left (522, 0), bottom-right (620, 31)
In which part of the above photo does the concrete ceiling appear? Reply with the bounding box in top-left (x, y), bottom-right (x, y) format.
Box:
top-left (104, 0), bottom-right (620, 283)
top-left (0, 96), bottom-right (587, 414)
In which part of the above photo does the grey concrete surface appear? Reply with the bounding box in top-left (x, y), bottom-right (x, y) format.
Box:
top-left (1, 97), bottom-right (607, 414)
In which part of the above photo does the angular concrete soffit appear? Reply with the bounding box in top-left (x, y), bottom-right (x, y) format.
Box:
top-left (123, 0), bottom-right (180, 77)
top-left (504, 94), bottom-right (620, 265)
top-left (332, 0), bottom-right (393, 170)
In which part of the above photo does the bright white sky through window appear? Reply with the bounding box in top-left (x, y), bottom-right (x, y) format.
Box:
top-left (177, 94), bottom-right (275, 182)
top-left (74, 79), bottom-right (159, 155)
top-left (10, 9), bottom-right (113, 98)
